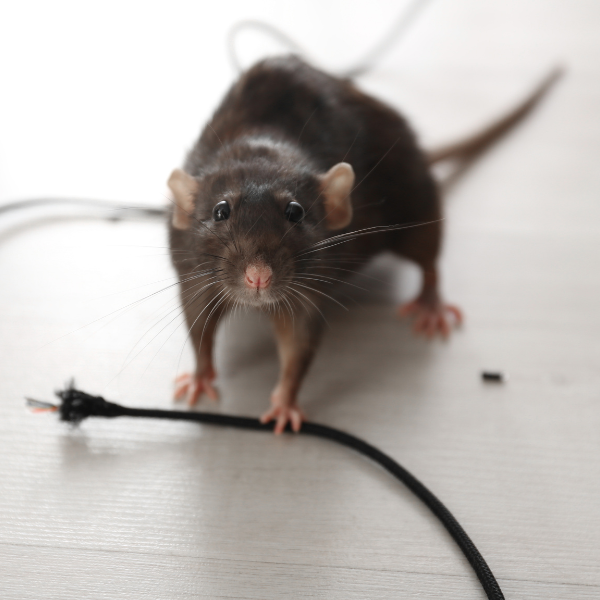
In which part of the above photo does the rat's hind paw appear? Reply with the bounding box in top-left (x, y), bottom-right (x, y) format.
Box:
top-left (174, 371), bottom-right (219, 406)
top-left (398, 299), bottom-right (463, 339)
top-left (260, 400), bottom-right (305, 435)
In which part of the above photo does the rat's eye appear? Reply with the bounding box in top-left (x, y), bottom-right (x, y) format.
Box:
top-left (285, 201), bottom-right (305, 223)
top-left (212, 201), bottom-right (230, 221)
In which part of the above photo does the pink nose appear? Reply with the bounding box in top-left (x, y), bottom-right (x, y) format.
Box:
top-left (245, 264), bottom-right (273, 290)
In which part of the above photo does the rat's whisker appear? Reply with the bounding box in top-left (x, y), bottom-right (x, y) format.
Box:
top-left (305, 223), bottom-right (410, 249)
top-left (350, 135), bottom-right (403, 195)
top-left (289, 275), bottom-right (360, 308)
top-left (131, 273), bottom-right (224, 339)
top-left (288, 281), bottom-right (348, 312)
top-left (301, 220), bottom-right (439, 251)
top-left (175, 287), bottom-right (229, 376)
top-left (216, 292), bottom-right (234, 329)
top-left (38, 268), bottom-right (224, 349)
top-left (88, 276), bottom-right (209, 348)
top-left (231, 297), bottom-right (239, 322)
top-left (235, 297), bottom-right (244, 321)
top-left (298, 256), bottom-right (367, 263)
top-left (286, 285), bottom-right (331, 327)
top-left (245, 212), bottom-right (264, 237)
top-left (294, 273), bottom-right (369, 292)
top-left (297, 251), bottom-right (367, 259)
top-left (95, 263), bottom-right (220, 300)
top-left (198, 289), bottom-right (232, 354)
top-left (352, 198), bottom-right (387, 212)
top-left (302, 264), bottom-right (387, 285)
top-left (285, 286), bottom-right (313, 320)
top-left (280, 291), bottom-right (295, 325)
top-left (121, 278), bottom-right (225, 371)
top-left (296, 220), bottom-right (442, 258)
top-left (297, 259), bottom-right (369, 270)
top-left (225, 220), bottom-right (241, 254)
top-left (202, 252), bottom-right (236, 267)
top-left (138, 285), bottom-right (229, 385)
top-left (101, 244), bottom-right (196, 254)
top-left (340, 128), bottom-right (361, 163)
top-left (283, 137), bottom-right (363, 245)
top-left (294, 273), bottom-right (369, 297)
top-left (226, 296), bottom-right (242, 329)
top-left (103, 280), bottom-right (226, 390)
top-left (207, 123), bottom-right (225, 149)
top-left (129, 278), bottom-right (210, 336)
top-left (297, 107), bottom-right (318, 143)
top-left (297, 255), bottom-right (366, 263)
top-left (92, 274), bottom-right (183, 300)
top-left (299, 127), bottom-right (362, 224)
top-left (188, 261), bottom-right (224, 273)
top-left (193, 223), bottom-right (234, 253)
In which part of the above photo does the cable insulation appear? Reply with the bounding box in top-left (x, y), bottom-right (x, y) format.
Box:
top-left (32, 386), bottom-right (505, 600)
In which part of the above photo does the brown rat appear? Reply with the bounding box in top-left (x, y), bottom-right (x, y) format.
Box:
top-left (167, 55), bottom-right (559, 433)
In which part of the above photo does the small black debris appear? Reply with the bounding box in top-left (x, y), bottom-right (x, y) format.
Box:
top-left (481, 371), bottom-right (506, 383)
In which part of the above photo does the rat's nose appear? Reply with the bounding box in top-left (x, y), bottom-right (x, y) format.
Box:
top-left (245, 264), bottom-right (272, 290)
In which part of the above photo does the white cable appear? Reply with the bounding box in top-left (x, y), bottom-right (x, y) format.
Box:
top-left (227, 0), bottom-right (435, 77)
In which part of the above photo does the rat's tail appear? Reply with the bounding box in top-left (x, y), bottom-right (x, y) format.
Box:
top-left (426, 67), bottom-right (564, 165)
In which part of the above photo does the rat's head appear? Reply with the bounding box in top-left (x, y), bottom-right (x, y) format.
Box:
top-left (168, 155), bottom-right (354, 310)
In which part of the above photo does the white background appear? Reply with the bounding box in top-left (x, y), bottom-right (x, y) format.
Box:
top-left (1, 2), bottom-right (599, 599)
top-left (0, 0), bottom-right (585, 205)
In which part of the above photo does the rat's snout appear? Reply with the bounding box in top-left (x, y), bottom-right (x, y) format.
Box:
top-left (245, 264), bottom-right (273, 290)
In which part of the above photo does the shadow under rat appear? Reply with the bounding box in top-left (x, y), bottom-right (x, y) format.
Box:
top-left (213, 256), bottom-right (438, 423)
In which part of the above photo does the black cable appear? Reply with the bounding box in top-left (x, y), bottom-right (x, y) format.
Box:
top-left (28, 386), bottom-right (505, 600)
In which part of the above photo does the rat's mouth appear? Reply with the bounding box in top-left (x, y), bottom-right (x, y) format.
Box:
top-left (236, 285), bottom-right (279, 308)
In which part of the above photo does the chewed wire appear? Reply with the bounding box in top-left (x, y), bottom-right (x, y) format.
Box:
top-left (25, 398), bottom-right (58, 412)
top-left (24, 385), bottom-right (507, 600)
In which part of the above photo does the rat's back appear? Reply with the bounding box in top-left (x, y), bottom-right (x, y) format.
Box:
top-left (189, 55), bottom-right (439, 237)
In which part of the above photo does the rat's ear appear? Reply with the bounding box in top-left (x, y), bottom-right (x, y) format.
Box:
top-left (319, 162), bottom-right (355, 230)
top-left (168, 169), bottom-right (199, 230)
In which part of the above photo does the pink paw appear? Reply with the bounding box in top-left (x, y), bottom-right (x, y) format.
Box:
top-left (260, 390), bottom-right (305, 434)
top-left (174, 371), bottom-right (219, 406)
top-left (398, 300), bottom-right (463, 339)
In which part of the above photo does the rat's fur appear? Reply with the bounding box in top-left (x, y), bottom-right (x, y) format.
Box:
top-left (168, 55), bottom-right (447, 432)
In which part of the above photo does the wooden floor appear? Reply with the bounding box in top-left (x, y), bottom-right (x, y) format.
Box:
top-left (1, 1), bottom-right (599, 598)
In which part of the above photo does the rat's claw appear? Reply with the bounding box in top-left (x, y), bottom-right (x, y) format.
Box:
top-left (260, 403), bottom-right (305, 435)
top-left (398, 300), bottom-right (463, 339)
top-left (173, 371), bottom-right (219, 406)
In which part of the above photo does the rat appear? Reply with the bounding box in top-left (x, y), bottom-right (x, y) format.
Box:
top-left (167, 55), bottom-right (560, 433)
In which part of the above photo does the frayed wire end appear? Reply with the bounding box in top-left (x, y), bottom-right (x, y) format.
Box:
top-left (26, 398), bottom-right (58, 413)
top-left (25, 382), bottom-right (123, 424)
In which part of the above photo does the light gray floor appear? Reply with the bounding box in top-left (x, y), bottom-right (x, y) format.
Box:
top-left (1, 1), bottom-right (599, 599)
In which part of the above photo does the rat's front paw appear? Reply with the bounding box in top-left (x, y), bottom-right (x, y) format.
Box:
top-left (260, 386), bottom-right (305, 434)
top-left (174, 369), bottom-right (218, 406)
top-left (398, 298), bottom-right (463, 339)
